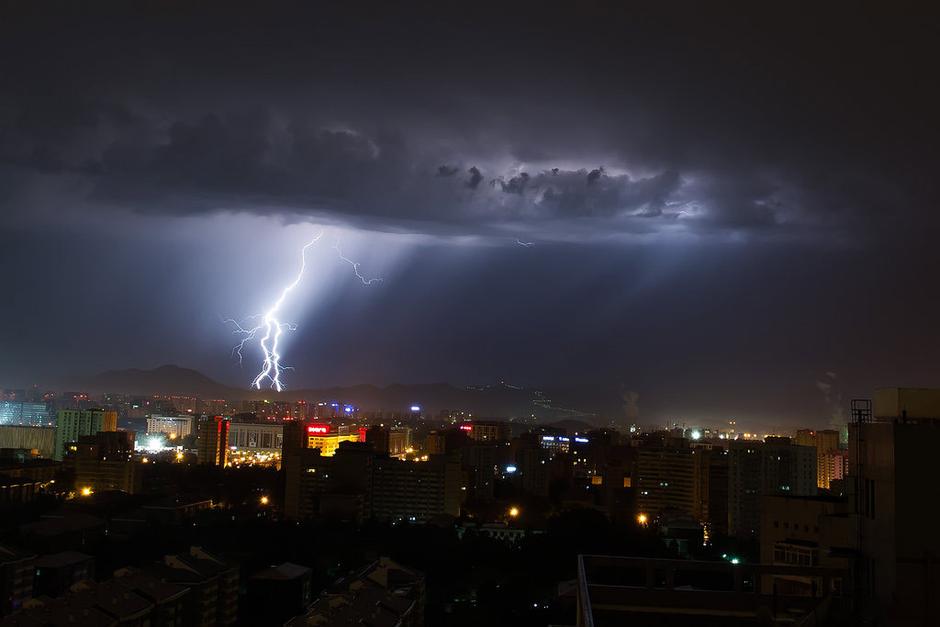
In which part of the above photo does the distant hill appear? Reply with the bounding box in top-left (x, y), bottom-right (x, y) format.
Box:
top-left (74, 365), bottom-right (237, 398)
top-left (69, 365), bottom-right (626, 423)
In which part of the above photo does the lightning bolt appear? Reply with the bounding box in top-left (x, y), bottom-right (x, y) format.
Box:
top-left (224, 230), bottom-right (381, 391)
top-left (334, 239), bottom-right (384, 285)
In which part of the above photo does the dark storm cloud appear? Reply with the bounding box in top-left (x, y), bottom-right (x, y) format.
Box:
top-left (1, 2), bottom-right (935, 242)
top-left (466, 167), bottom-right (483, 189)
top-left (0, 100), bottom-right (752, 237)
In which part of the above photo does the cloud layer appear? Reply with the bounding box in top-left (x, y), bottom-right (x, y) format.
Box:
top-left (1, 2), bottom-right (935, 243)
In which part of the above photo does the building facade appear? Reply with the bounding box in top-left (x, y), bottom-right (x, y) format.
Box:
top-left (71, 431), bottom-right (141, 494)
top-left (196, 416), bottom-right (230, 467)
top-left (849, 388), bottom-right (940, 625)
top-left (0, 401), bottom-right (51, 427)
top-left (635, 448), bottom-right (696, 520)
top-left (0, 425), bottom-right (55, 459)
top-left (146, 415), bottom-right (193, 440)
top-left (54, 409), bottom-right (117, 460)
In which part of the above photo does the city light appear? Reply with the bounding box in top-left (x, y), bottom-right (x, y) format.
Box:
top-left (636, 512), bottom-right (649, 526)
top-left (410, 405), bottom-right (421, 412)
top-left (508, 506), bottom-right (520, 518)
top-left (721, 553), bottom-right (742, 565)
top-left (505, 465), bottom-right (517, 473)
top-left (80, 486), bottom-right (93, 497)
top-left (259, 495), bottom-right (270, 506)
top-left (690, 430), bottom-right (702, 440)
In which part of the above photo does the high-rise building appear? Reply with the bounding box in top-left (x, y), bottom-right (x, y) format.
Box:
top-left (196, 415), bottom-right (230, 467)
top-left (146, 415), bottom-right (193, 440)
top-left (796, 428), bottom-right (842, 489)
top-left (54, 409), bottom-right (117, 460)
top-left (227, 421), bottom-right (283, 451)
top-left (302, 423), bottom-right (361, 456)
top-left (425, 431), bottom-right (446, 455)
top-left (283, 449), bottom-right (332, 521)
top-left (283, 424), bottom-right (461, 523)
top-left (462, 444), bottom-right (497, 501)
top-left (635, 448), bottom-right (696, 520)
top-left (728, 440), bottom-right (764, 536)
top-left (728, 438), bottom-right (817, 537)
top-left (0, 401), bottom-right (51, 427)
top-left (849, 388), bottom-right (940, 625)
top-left (762, 437), bottom-right (817, 496)
top-left (517, 446), bottom-right (550, 497)
top-left (371, 455), bottom-right (461, 523)
top-left (365, 425), bottom-right (390, 455)
top-left (388, 428), bottom-right (412, 457)
top-left (692, 447), bottom-right (729, 535)
top-left (467, 420), bottom-right (509, 442)
top-left (70, 431), bottom-right (141, 494)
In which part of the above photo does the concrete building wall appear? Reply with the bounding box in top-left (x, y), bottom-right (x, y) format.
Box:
top-left (0, 426), bottom-right (55, 459)
top-left (635, 449), bottom-right (696, 519)
top-left (54, 409), bottom-right (117, 460)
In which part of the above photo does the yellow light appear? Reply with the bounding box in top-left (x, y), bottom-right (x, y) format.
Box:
top-left (141, 457), bottom-right (149, 464)
top-left (636, 512), bottom-right (649, 526)
top-left (176, 451), bottom-right (184, 461)
top-left (260, 496), bottom-right (270, 506)
top-left (80, 486), bottom-right (93, 497)
top-left (508, 506), bottom-right (520, 518)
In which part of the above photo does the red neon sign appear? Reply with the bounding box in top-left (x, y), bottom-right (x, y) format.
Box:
top-left (459, 424), bottom-right (473, 432)
top-left (307, 424), bottom-right (331, 434)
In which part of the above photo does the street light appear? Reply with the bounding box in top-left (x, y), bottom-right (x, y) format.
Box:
top-left (508, 506), bottom-right (520, 518)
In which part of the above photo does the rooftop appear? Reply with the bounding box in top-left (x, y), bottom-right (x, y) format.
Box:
top-left (577, 554), bottom-right (852, 627)
top-left (34, 550), bottom-right (93, 568)
top-left (252, 562), bottom-right (311, 581)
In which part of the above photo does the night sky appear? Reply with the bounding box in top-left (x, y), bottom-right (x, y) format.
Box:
top-left (2, 2), bottom-right (939, 427)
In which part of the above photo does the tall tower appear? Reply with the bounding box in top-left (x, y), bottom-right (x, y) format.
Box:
top-left (197, 415), bottom-right (230, 466)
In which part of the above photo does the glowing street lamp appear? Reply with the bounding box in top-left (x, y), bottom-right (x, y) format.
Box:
top-left (80, 486), bottom-right (93, 497)
top-left (259, 495), bottom-right (270, 506)
top-left (636, 512), bottom-right (649, 526)
top-left (508, 506), bottom-right (520, 518)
